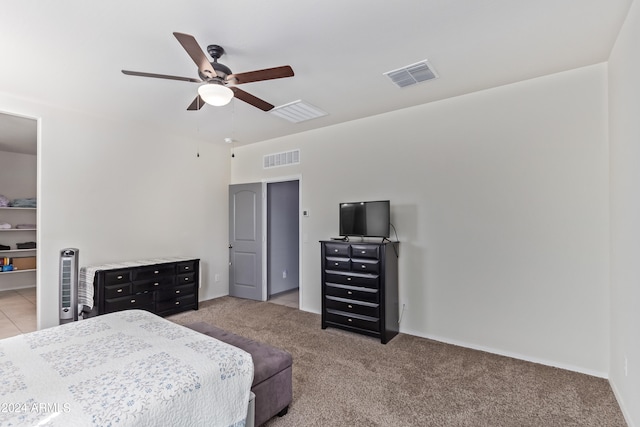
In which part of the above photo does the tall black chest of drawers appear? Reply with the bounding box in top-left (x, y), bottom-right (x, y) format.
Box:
top-left (320, 241), bottom-right (399, 344)
top-left (92, 259), bottom-right (199, 317)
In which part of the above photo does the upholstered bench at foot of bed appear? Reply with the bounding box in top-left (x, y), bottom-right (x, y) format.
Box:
top-left (185, 322), bottom-right (292, 427)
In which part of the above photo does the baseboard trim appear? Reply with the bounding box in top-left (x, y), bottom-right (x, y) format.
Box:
top-left (609, 378), bottom-right (636, 427)
top-left (400, 327), bottom-right (608, 379)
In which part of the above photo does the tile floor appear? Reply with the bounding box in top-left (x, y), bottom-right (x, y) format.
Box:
top-left (268, 289), bottom-right (299, 309)
top-left (0, 287), bottom-right (37, 339)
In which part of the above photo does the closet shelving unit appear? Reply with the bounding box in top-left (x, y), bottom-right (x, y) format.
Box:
top-left (0, 206), bottom-right (37, 274)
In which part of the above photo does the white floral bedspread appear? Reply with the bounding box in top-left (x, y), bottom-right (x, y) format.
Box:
top-left (0, 310), bottom-right (254, 427)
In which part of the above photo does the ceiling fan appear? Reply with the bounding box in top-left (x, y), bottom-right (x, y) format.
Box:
top-left (121, 32), bottom-right (294, 111)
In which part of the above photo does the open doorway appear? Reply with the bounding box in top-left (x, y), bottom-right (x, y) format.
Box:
top-left (0, 111), bottom-right (38, 338)
top-left (228, 177), bottom-right (301, 308)
top-left (267, 180), bottom-right (299, 308)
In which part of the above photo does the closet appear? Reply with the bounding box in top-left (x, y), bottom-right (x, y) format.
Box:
top-left (0, 113), bottom-right (37, 292)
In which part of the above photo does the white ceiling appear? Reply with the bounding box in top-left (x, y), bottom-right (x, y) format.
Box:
top-left (0, 0), bottom-right (633, 154)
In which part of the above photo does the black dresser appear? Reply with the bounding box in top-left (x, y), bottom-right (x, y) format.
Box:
top-left (85, 258), bottom-right (199, 317)
top-left (320, 240), bottom-right (399, 343)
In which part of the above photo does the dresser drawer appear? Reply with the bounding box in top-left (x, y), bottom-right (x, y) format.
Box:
top-left (104, 283), bottom-right (132, 299)
top-left (351, 259), bottom-right (379, 274)
top-left (133, 276), bottom-right (175, 293)
top-left (156, 294), bottom-right (196, 312)
top-left (132, 264), bottom-right (175, 281)
top-left (325, 283), bottom-right (378, 303)
top-left (325, 310), bottom-right (379, 332)
top-left (177, 261), bottom-right (196, 274)
top-left (350, 244), bottom-right (380, 260)
top-left (103, 269), bottom-right (131, 285)
top-left (177, 272), bottom-right (196, 285)
top-left (325, 296), bottom-right (379, 318)
top-left (325, 272), bottom-right (379, 289)
top-left (324, 243), bottom-right (350, 257)
top-left (157, 283), bottom-right (195, 301)
top-left (325, 257), bottom-right (350, 271)
top-left (104, 292), bottom-right (154, 313)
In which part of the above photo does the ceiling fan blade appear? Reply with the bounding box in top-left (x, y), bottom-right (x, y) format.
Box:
top-left (230, 87), bottom-right (274, 111)
top-left (227, 66), bottom-right (294, 85)
top-left (187, 95), bottom-right (206, 111)
top-left (173, 32), bottom-right (216, 78)
top-left (121, 70), bottom-right (202, 83)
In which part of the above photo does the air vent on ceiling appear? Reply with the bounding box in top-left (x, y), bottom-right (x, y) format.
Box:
top-left (270, 100), bottom-right (328, 123)
top-left (384, 60), bottom-right (438, 88)
top-left (264, 149), bottom-right (300, 169)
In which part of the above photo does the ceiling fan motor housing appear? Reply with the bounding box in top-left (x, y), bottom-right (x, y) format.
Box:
top-left (199, 44), bottom-right (232, 81)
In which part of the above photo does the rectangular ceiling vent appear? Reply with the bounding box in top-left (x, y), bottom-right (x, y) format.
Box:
top-left (270, 100), bottom-right (328, 123)
top-left (384, 60), bottom-right (438, 88)
top-left (263, 149), bottom-right (300, 169)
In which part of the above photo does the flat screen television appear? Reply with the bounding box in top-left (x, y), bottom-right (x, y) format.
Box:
top-left (339, 200), bottom-right (390, 238)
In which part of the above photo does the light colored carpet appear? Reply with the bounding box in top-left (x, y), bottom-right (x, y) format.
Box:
top-left (168, 296), bottom-right (626, 427)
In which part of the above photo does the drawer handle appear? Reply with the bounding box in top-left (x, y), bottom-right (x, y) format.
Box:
top-left (154, 282), bottom-right (159, 286)
top-left (334, 249), bottom-right (338, 252)
top-left (347, 291), bottom-right (353, 295)
top-left (361, 250), bottom-right (366, 254)
top-left (130, 299), bottom-right (136, 303)
top-left (117, 275), bottom-right (123, 280)
top-left (184, 266), bottom-right (190, 270)
top-left (334, 262), bottom-right (339, 266)
top-left (184, 277), bottom-right (189, 281)
top-left (361, 265), bottom-right (366, 269)
top-left (154, 270), bottom-right (159, 274)
top-left (175, 301), bottom-right (180, 305)
top-left (175, 290), bottom-right (181, 294)
top-left (348, 318), bottom-right (353, 322)
top-left (347, 277), bottom-right (352, 281)
top-left (117, 289), bottom-right (123, 293)
top-left (348, 304), bottom-right (353, 309)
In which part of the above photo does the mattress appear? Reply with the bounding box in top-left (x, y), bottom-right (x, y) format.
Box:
top-left (0, 310), bottom-right (254, 427)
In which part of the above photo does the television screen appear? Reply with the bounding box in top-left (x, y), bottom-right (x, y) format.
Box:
top-left (339, 200), bottom-right (390, 237)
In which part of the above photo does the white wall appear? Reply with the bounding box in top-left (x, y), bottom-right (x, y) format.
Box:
top-left (0, 92), bottom-right (231, 329)
top-left (231, 64), bottom-right (610, 376)
top-left (0, 150), bottom-right (36, 200)
top-left (609, 0), bottom-right (640, 424)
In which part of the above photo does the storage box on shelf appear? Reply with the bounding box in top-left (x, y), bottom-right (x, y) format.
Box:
top-left (11, 256), bottom-right (36, 270)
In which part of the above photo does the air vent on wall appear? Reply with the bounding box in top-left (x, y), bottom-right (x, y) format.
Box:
top-left (270, 100), bottom-right (328, 123)
top-left (384, 60), bottom-right (438, 88)
top-left (264, 149), bottom-right (300, 169)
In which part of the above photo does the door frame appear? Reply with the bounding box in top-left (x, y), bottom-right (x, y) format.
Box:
top-left (263, 174), bottom-right (302, 307)
top-left (0, 109), bottom-right (41, 328)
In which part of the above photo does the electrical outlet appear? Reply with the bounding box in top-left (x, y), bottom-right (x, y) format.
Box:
top-left (214, 274), bottom-right (220, 282)
top-left (282, 270), bottom-right (287, 279)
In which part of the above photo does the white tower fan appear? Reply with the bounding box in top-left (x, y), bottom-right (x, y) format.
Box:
top-left (59, 248), bottom-right (79, 324)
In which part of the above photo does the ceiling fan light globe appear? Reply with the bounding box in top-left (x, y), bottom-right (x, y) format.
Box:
top-left (198, 84), bottom-right (233, 106)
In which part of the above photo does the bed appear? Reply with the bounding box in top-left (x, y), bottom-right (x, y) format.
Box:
top-left (0, 310), bottom-right (254, 427)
